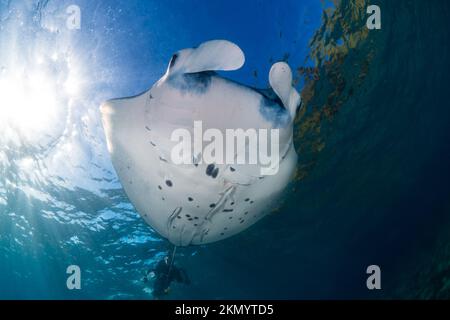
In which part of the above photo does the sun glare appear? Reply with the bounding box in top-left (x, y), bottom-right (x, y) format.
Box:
top-left (64, 74), bottom-right (80, 96)
top-left (0, 53), bottom-right (82, 141)
top-left (0, 69), bottom-right (58, 133)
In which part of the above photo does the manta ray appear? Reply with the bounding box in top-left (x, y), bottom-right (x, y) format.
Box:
top-left (101, 40), bottom-right (301, 246)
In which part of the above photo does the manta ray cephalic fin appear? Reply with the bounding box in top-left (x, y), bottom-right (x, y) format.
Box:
top-left (269, 62), bottom-right (301, 119)
top-left (167, 40), bottom-right (245, 75)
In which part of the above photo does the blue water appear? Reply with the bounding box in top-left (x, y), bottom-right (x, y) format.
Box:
top-left (1, 0), bottom-right (450, 299)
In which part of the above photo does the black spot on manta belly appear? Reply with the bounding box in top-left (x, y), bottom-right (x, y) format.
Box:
top-left (206, 164), bottom-right (214, 176)
top-left (165, 180), bottom-right (173, 187)
top-left (211, 168), bottom-right (219, 178)
top-left (188, 197), bottom-right (193, 201)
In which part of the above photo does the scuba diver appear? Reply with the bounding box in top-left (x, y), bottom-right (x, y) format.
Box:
top-left (143, 249), bottom-right (190, 299)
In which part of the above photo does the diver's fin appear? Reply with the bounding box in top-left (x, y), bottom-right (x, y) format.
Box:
top-left (269, 62), bottom-right (301, 119)
top-left (167, 40), bottom-right (245, 75)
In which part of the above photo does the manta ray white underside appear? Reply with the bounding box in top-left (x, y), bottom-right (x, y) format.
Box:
top-left (101, 40), bottom-right (301, 246)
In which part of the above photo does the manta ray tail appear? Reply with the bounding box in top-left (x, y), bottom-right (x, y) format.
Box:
top-left (269, 62), bottom-right (301, 119)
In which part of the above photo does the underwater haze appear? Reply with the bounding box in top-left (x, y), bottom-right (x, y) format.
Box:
top-left (1, 0), bottom-right (450, 299)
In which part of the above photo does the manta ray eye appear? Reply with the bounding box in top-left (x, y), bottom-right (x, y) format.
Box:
top-left (169, 53), bottom-right (179, 68)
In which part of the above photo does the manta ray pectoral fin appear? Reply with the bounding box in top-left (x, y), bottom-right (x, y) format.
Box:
top-left (269, 62), bottom-right (301, 119)
top-left (167, 40), bottom-right (245, 75)
top-left (100, 91), bottom-right (148, 154)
